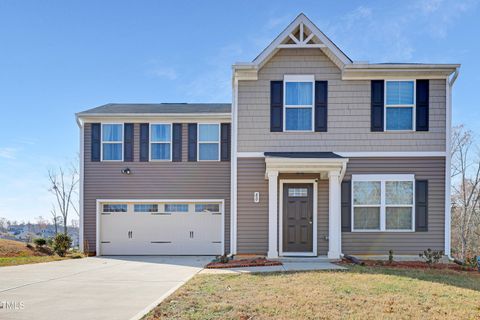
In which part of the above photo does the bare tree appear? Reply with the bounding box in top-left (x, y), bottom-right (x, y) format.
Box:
top-left (48, 164), bottom-right (79, 235)
top-left (451, 125), bottom-right (480, 259)
top-left (51, 206), bottom-right (59, 235)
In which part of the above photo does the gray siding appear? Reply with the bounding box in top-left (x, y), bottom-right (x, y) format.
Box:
top-left (236, 157), bottom-right (445, 256)
top-left (237, 48), bottom-right (446, 152)
top-left (83, 123), bottom-right (231, 254)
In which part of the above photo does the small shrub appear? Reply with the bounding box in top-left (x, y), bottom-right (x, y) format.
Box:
top-left (214, 254), bottom-right (230, 264)
top-left (33, 238), bottom-right (47, 247)
top-left (47, 238), bottom-right (54, 247)
top-left (463, 255), bottom-right (478, 270)
top-left (26, 243), bottom-right (33, 249)
top-left (419, 248), bottom-right (444, 266)
top-left (388, 250), bottom-right (394, 264)
top-left (53, 233), bottom-right (72, 257)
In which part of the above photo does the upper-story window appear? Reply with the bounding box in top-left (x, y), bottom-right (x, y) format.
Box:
top-left (284, 75), bottom-right (314, 131)
top-left (198, 124), bottom-right (220, 161)
top-left (385, 80), bottom-right (415, 131)
top-left (102, 124), bottom-right (123, 161)
top-left (150, 124), bottom-right (172, 161)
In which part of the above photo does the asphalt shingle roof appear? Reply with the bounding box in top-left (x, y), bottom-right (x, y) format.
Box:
top-left (77, 103), bottom-right (231, 115)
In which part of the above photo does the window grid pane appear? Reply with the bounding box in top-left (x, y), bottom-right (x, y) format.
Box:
top-left (134, 204), bottom-right (158, 213)
top-left (102, 124), bottom-right (122, 142)
top-left (102, 143), bottom-right (122, 160)
top-left (285, 107), bottom-right (312, 131)
top-left (103, 204), bottom-right (127, 212)
top-left (353, 207), bottom-right (380, 230)
top-left (151, 143), bottom-right (171, 160)
top-left (353, 181), bottom-right (381, 205)
top-left (165, 204), bottom-right (189, 212)
top-left (285, 82), bottom-right (313, 105)
top-left (386, 107), bottom-right (413, 130)
top-left (386, 81), bottom-right (414, 105)
top-left (386, 207), bottom-right (413, 230)
top-left (386, 181), bottom-right (413, 205)
top-left (151, 124), bottom-right (171, 142)
top-left (199, 143), bottom-right (219, 160)
top-left (199, 124), bottom-right (219, 142)
top-left (195, 204), bottom-right (220, 213)
top-left (288, 188), bottom-right (308, 197)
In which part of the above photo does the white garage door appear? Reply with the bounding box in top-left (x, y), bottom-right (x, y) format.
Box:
top-left (98, 200), bottom-right (223, 255)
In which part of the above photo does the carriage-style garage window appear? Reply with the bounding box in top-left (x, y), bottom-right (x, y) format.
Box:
top-left (102, 204), bottom-right (127, 213)
top-left (198, 124), bottom-right (220, 161)
top-left (284, 75), bottom-right (314, 131)
top-left (165, 204), bottom-right (189, 213)
top-left (385, 80), bottom-right (415, 131)
top-left (150, 124), bottom-right (172, 161)
top-left (102, 124), bottom-right (123, 161)
top-left (195, 203), bottom-right (220, 213)
top-left (352, 174), bottom-right (415, 232)
top-left (134, 204), bottom-right (158, 213)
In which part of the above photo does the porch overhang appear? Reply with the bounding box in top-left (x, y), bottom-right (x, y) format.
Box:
top-left (264, 152), bottom-right (349, 180)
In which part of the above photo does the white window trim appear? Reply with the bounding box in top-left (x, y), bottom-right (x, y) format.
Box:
top-left (197, 123), bottom-right (221, 161)
top-left (101, 123), bottom-right (124, 162)
top-left (149, 123), bottom-right (173, 161)
top-left (351, 174), bottom-right (415, 232)
top-left (283, 74), bottom-right (315, 132)
top-left (384, 80), bottom-right (416, 132)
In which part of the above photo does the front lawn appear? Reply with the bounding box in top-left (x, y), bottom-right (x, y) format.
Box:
top-left (144, 266), bottom-right (480, 319)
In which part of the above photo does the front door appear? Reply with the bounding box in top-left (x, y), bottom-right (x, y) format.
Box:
top-left (283, 183), bottom-right (314, 253)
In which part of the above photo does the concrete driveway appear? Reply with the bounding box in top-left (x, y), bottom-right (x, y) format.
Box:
top-left (0, 256), bottom-right (212, 320)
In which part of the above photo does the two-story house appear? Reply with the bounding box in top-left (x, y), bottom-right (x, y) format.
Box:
top-left (76, 14), bottom-right (459, 259)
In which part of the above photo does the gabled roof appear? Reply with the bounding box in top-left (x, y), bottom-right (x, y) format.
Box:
top-left (77, 103), bottom-right (231, 116)
top-left (235, 13), bottom-right (352, 71)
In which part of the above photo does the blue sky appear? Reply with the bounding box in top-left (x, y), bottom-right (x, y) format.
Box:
top-left (0, 0), bottom-right (479, 223)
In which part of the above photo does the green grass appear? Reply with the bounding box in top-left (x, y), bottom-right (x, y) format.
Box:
top-left (144, 266), bottom-right (480, 320)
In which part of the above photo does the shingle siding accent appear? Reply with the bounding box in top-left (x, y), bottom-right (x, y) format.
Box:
top-left (236, 157), bottom-right (445, 256)
top-left (237, 49), bottom-right (446, 152)
top-left (83, 123), bottom-right (231, 254)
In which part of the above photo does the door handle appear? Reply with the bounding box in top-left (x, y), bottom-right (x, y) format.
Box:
top-left (309, 220), bottom-right (313, 225)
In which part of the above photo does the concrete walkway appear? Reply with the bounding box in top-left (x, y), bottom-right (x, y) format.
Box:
top-left (0, 256), bottom-right (212, 320)
top-left (201, 261), bottom-right (346, 274)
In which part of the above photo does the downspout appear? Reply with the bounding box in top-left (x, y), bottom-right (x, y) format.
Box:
top-left (230, 70), bottom-right (239, 256)
top-left (445, 67), bottom-right (460, 260)
top-left (76, 115), bottom-right (85, 253)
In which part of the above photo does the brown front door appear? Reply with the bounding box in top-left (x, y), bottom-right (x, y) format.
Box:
top-left (283, 183), bottom-right (313, 253)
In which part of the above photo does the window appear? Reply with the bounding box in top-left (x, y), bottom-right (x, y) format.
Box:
top-left (198, 124), bottom-right (220, 161)
top-left (164, 204), bottom-right (189, 212)
top-left (195, 203), bottom-right (220, 213)
top-left (352, 175), bottom-right (414, 232)
top-left (385, 80), bottom-right (415, 131)
top-left (134, 204), bottom-right (158, 213)
top-left (150, 124), bottom-right (171, 161)
top-left (102, 124), bottom-right (123, 161)
top-left (284, 75), bottom-right (314, 131)
top-left (102, 204), bottom-right (127, 213)
top-left (288, 188), bottom-right (308, 197)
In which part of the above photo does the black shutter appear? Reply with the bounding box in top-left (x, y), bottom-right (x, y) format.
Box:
top-left (188, 123), bottom-right (197, 161)
top-left (371, 80), bottom-right (384, 132)
top-left (172, 123), bottom-right (182, 162)
top-left (221, 123), bottom-right (231, 161)
top-left (91, 123), bottom-right (101, 162)
top-left (341, 180), bottom-right (352, 232)
top-left (139, 123), bottom-right (149, 162)
top-left (270, 81), bottom-right (283, 132)
top-left (415, 180), bottom-right (428, 232)
top-left (124, 123), bottom-right (134, 162)
top-left (315, 81), bottom-right (328, 132)
top-left (416, 80), bottom-right (429, 131)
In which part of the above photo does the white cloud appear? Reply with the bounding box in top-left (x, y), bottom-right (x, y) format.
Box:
top-left (0, 147), bottom-right (17, 160)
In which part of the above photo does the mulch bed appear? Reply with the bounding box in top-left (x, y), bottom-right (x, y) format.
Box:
top-left (206, 258), bottom-right (283, 269)
top-left (340, 259), bottom-right (479, 272)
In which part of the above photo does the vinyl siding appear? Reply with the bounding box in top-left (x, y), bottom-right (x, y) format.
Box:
top-left (237, 48), bottom-right (446, 152)
top-left (83, 123), bottom-right (231, 254)
top-left (236, 157), bottom-right (445, 255)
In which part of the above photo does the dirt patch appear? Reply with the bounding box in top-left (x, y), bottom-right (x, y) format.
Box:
top-left (0, 239), bottom-right (51, 257)
top-left (340, 258), bottom-right (479, 272)
top-left (206, 257), bottom-right (283, 269)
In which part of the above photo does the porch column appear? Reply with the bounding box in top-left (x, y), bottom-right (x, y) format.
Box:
top-left (267, 170), bottom-right (279, 258)
top-left (328, 170), bottom-right (342, 259)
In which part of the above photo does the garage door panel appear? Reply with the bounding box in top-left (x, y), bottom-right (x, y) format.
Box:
top-left (99, 201), bottom-right (223, 255)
